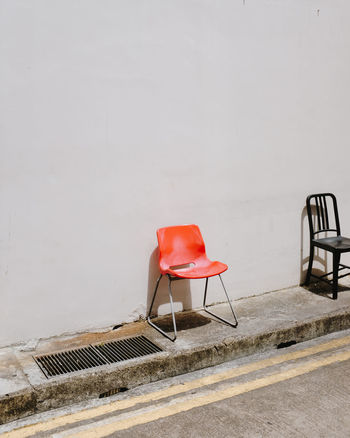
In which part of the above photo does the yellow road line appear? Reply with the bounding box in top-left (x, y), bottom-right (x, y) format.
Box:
top-left (64, 349), bottom-right (350, 438)
top-left (4, 334), bottom-right (350, 438)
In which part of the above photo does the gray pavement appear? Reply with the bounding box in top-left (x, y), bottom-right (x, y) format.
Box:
top-left (2, 282), bottom-right (350, 425)
top-left (2, 328), bottom-right (350, 437)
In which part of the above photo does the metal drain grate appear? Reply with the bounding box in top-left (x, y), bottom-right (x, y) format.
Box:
top-left (34, 335), bottom-right (162, 378)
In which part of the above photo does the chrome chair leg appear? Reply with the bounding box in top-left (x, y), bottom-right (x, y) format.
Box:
top-left (147, 274), bottom-right (177, 341)
top-left (203, 275), bottom-right (238, 327)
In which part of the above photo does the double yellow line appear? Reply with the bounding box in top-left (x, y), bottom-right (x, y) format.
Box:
top-left (4, 335), bottom-right (350, 438)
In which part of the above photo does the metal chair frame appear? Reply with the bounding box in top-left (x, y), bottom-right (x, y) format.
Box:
top-left (147, 273), bottom-right (238, 342)
top-left (305, 193), bottom-right (350, 299)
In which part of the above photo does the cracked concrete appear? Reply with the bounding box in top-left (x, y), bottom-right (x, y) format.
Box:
top-left (2, 283), bottom-right (350, 425)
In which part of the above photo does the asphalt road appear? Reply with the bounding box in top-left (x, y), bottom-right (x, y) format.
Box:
top-left (2, 329), bottom-right (350, 437)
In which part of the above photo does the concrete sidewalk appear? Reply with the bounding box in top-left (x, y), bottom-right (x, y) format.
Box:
top-left (2, 283), bottom-right (350, 425)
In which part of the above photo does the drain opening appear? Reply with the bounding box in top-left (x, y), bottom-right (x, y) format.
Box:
top-left (34, 335), bottom-right (162, 378)
top-left (99, 387), bottom-right (128, 398)
top-left (277, 340), bottom-right (297, 349)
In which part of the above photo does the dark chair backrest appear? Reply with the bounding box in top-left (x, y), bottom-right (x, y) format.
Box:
top-left (306, 193), bottom-right (341, 239)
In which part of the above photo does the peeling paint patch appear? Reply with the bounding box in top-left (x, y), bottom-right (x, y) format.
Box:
top-left (127, 304), bottom-right (146, 323)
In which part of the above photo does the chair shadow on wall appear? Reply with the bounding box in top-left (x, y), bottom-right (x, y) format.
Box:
top-left (300, 205), bottom-right (348, 298)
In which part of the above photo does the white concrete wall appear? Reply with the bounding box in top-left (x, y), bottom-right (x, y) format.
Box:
top-left (1, 0), bottom-right (350, 346)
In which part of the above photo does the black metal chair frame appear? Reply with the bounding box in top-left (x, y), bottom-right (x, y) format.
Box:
top-left (147, 274), bottom-right (238, 342)
top-left (305, 193), bottom-right (350, 299)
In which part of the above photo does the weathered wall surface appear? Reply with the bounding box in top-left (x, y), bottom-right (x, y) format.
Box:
top-left (1, 0), bottom-right (350, 346)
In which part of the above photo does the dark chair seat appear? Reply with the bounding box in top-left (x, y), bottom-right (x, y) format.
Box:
top-left (314, 235), bottom-right (350, 252)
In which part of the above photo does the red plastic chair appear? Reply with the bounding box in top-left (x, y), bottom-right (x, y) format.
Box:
top-left (147, 224), bottom-right (238, 341)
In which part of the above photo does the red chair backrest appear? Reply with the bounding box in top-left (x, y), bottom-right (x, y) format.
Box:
top-left (157, 225), bottom-right (206, 271)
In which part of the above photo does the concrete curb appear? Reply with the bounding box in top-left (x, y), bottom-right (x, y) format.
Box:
top-left (2, 304), bottom-right (350, 424)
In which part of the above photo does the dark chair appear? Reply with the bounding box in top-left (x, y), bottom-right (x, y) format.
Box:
top-left (305, 193), bottom-right (350, 299)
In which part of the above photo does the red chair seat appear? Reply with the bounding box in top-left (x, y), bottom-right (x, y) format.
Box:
top-left (163, 259), bottom-right (228, 279)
